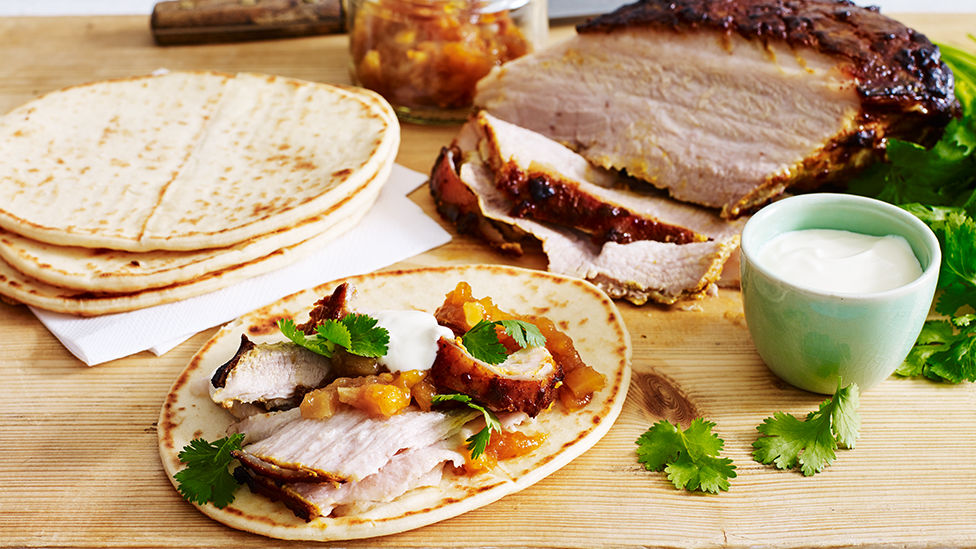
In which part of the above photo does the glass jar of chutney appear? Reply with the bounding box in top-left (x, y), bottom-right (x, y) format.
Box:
top-left (346, 0), bottom-right (548, 124)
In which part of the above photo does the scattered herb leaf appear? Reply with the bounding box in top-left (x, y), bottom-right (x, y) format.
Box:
top-left (432, 393), bottom-right (501, 459)
top-left (752, 383), bottom-right (860, 476)
top-left (173, 434), bottom-right (245, 508)
top-left (461, 319), bottom-right (546, 365)
top-left (635, 418), bottom-right (736, 493)
top-left (278, 314), bottom-right (389, 359)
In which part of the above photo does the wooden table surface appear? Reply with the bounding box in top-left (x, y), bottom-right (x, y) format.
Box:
top-left (2, 13), bottom-right (976, 549)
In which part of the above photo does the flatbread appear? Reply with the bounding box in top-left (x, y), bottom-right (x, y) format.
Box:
top-left (0, 157), bottom-right (389, 293)
top-left (0, 70), bottom-right (399, 252)
top-left (157, 265), bottom-right (632, 541)
top-left (0, 189), bottom-right (375, 316)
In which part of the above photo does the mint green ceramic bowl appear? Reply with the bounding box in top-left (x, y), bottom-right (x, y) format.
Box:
top-left (739, 193), bottom-right (941, 394)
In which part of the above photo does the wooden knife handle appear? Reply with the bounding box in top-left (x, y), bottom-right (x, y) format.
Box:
top-left (151, 0), bottom-right (345, 46)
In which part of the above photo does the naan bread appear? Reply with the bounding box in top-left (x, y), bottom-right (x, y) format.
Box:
top-left (0, 71), bottom-right (399, 252)
top-left (158, 265), bottom-right (632, 541)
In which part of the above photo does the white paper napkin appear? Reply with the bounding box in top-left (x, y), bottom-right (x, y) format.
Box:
top-left (30, 164), bottom-right (452, 366)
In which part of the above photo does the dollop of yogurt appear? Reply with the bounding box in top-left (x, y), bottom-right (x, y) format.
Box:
top-left (371, 309), bottom-right (455, 372)
top-left (755, 228), bottom-right (922, 294)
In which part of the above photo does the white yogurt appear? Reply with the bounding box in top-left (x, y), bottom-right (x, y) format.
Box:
top-left (372, 309), bottom-right (455, 372)
top-left (755, 228), bottom-right (922, 293)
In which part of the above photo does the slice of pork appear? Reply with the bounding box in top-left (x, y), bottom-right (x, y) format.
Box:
top-left (430, 337), bottom-right (563, 417)
top-left (296, 282), bottom-right (355, 334)
top-left (478, 111), bottom-right (705, 245)
top-left (429, 137), bottom-right (738, 304)
top-left (233, 443), bottom-right (465, 521)
top-left (477, 111), bottom-right (746, 245)
top-left (301, 444), bottom-right (464, 518)
top-left (230, 406), bottom-right (479, 484)
top-left (210, 335), bottom-right (331, 417)
top-left (475, 0), bottom-right (958, 218)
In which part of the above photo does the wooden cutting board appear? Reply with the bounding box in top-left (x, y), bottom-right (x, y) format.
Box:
top-left (1, 13), bottom-right (975, 549)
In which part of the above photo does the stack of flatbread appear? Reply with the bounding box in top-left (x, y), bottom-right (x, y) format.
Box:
top-left (0, 70), bottom-right (399, 316)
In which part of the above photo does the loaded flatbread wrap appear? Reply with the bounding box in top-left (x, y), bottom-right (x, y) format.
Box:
top-left (158, 264), bottom-right (631, 541)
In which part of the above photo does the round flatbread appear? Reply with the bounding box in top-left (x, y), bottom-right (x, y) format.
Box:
top-left (158, 265), bottom-right (632, 541)
top-left (0, 157), bottom-right (389, 293)
top-left (0, 192), bottom-right (374, 316)
top-left (0, 70), bottom-right (399, 252)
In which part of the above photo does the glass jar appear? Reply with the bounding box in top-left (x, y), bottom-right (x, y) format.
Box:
top-left (345, 0), bottom-right (548, 124)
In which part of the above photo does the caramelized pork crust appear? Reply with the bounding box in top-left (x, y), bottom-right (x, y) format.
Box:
top-left (296, 282), bottom-right (354, 335)
top-left (497, 170), bottom-right (700, 245)
top-left (429, 145), bottom-right (528, 256)
top-left (483, 119), bottom-right (707, 246)
top-left (430, 338), bottom-right (562, 417)
top-left (578, 0), bottom-right (959, 142)
top-left (233, 466), bottom-right (319, 522)
top-left (211, 334), bottom-right (256, 389)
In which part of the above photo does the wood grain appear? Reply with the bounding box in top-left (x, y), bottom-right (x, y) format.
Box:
top-left (1, 13), bottom-right (976, 549)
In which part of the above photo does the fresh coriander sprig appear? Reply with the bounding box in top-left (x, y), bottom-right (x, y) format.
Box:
top-left (279, 313), bottom-right (389, 359)
top-left (752, 382), bottom-right (860, 476)
top-left (173, 433), bottom-right (245, 508)
top-left (635, 418), bottom-right (736, 494)
top-left (432, 393), bottom-right (501, 459)
top-left (461, 319), bottom-right (546, 365)
top-left (893, 206), bottom-right (976, 383)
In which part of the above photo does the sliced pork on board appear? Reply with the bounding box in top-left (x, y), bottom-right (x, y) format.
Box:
top-left (430, 111), bottom-right (744, 305)
top-left (475, 0), bottom-right (959, 218)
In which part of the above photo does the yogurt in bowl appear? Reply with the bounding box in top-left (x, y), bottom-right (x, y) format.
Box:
top-left (739, 193), bottom-right (941, 394)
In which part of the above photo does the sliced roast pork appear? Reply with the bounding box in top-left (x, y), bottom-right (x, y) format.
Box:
top-left (480, 110), bottom-right (705, 245)
top-left (431, 337), bottom-right (562, 417)
top-left (229, 406), bottom-right (478, 484)
top-left (235, 444), bottom-right (466, 521)
top-left (296, 282), bottom-right (354, 335)
top-left (210, 335), bottom-right (331, 417)
top-left (475, 0), bottom-right (959, 218)
top-left (429, 112), bottom-right (741, 304)
top-left (478, 112), bottom-right (746, 246)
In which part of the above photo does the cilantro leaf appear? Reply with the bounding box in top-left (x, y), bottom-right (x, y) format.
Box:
top-left (315, 320), bottom-right (350, 354)
top-left (889, 206), bottom-right (976, 384)
top-left (897, 322), bottom-right (951, 379)
top-left (432, 393), bottom-right (501, 459)
top-left (461, 320), bottom-right (509, 365)
top-left (278, 313), bottom-right (389, 359)
top-left (173, 434), bottom-right (245, 509)
top-left (339, 313), bottom-right (389, 358)
top-left (278, 318), bottom-right (333, 356)
top-left (937, 283), bottom-right (976, 318)
top-left (752, 383), bottom-right (860, 476)
top-left (635, 418), bottom-right (736, 493)
top-left (938, 209), bottom-right (976, 290)
top-left (927, 326), bottom-right (976, 383)
top-left (498, 319), bottom-right (547, 349)
top-left (461, 319), bottom-right (546, 365)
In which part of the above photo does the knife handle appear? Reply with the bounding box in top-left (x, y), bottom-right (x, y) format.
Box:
top-left (151, 0), bottom-right (346, 46)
